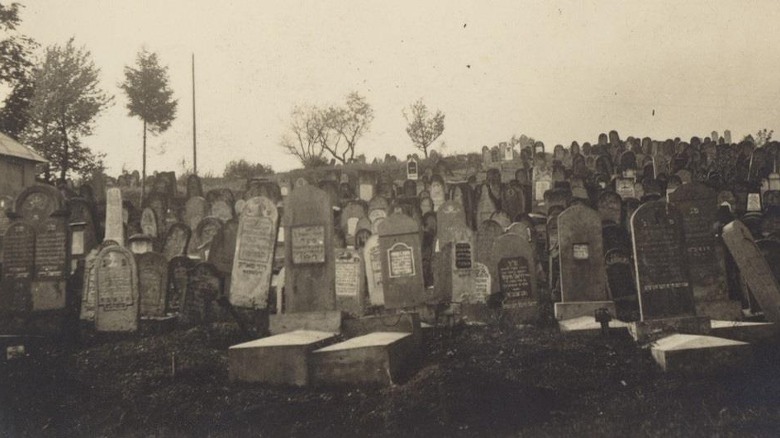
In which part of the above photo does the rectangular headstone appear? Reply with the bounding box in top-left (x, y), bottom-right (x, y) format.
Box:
top-left (334, 248), bottom-right (366, 315)
top-left (105, 188), bottom-right (125, 245)
top-left (95, 246), bottom-right (139, 332)
top-left (378, 214), bottom-right (425, 309)
top-left (230, 197), bottom-right (278, 309)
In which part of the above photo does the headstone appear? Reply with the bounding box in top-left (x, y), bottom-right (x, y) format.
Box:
top-left (492, 232), bottom-right (538, 323)
top-left (378, 213), bottom-right (425, 309)
top-left (605, 248), bottom-right (637, 301)
top-left (166, 255), bottom-right (195, 313)
top-left (340, 201), bottom-right (367, 248)
top-left (448, 225), bottom-right (475, 303)
top-left (668, 183), bottom-right (742, 319)
top-left (181, 262), bottom-right (224, 325)
top-left (475, 220), bottom-right (503, 266)
top-left (140, 207), bottom-right (158, 238)
top-left (0, 221), bottom-right (35, 315)
top-left (32, 216), bottom-right (69, 311)
top-left (334, 247), bottom-right (366, 315)
top-left (284, 185), bottom-right (336, 313)
top-left (211, 199), bottom-right (234, 223)
top-left (597, 191), bottom-right (622, 224)
top-left (190, 217), bottom-right (223, 259)
top-left (363, 234), bottom-right (384, 306)
top-left (186, 174), bottom-right (203, 199)
top-left (184, 196), bottom-right (210, 234)
top-left (501, 185), bottom-right (525, 221)
top-left (406, 158), bottom-right (419, 181)
top-left (136, 252), bottom-right (168, 317)
top-left (14, 184), bottom-right (64, 223)
top-left (95, 245), bottom-right (139, 332)
top-left (429, 175), bottom-right (446, 212)
top-left (104, 187), bottom-right (125, 245)
top-left (475, 185), bottom-right (498, 225)
top-left (230, 197), bottom-right (278, 309)
top-left (207, 218), bottom-right (239, 279)
top-left (162, 223), bottom-right (191, 261)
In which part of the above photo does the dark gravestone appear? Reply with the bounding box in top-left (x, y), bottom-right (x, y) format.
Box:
top-left (668, 183), bottom-right (742, 319)
top-left (186, 174), bottom-right (203, 199)
top-left (493, 233), bottom-right (538, 323)
top-left (597, 192), bottom-right (622, 225)
top-left (475, 220), bottom-right (503, 267)
top-left (162, 223), bottom-right (191, 261)
top-left (501, 185), bottom-right (525, 221)
top-left (284, 185), bottom-right (336, 313)
top-left (190, 217), bottom-right (223, 259)
top-left (181, 262), bottom-right (224, 326)
top-left (378, 213), bottom-right (425, 309)
top-left (207, 218), bottom-right (238, 279)
top-left (95, 246), bottom-right (139, 332)
top-left (144, 192), bottom-right (169, 240)
top-left (167, 256), bottom-right (195, 313)
top-left (605, 248), bottom-right (637, 312)
top-left (631, 201), bottom-right (695, 320)
top-left (723, 221), bottom-right (780, 323)
top-left (32, 216), bottom-right (70, 311)
top-left (15, 184), bottom-right (65, 223)
top-left (556, 204), bottom-right (610, 318)
top-left (476, 185), bottom-right (498, 226)
top-left (230, 197), bottom-right (278, 309)
top-left (136, 252), bottom-right (168, 317)
top-left (436, 200), bottom-right (466, 246)
top-left (0, 221), bottom-right (36, 315)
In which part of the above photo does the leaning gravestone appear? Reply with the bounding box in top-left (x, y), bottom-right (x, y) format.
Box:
top-left (185, 196), bottom-right (210, 235)
top-left (166, 255), bottom-right (195, 313)
top-left (476, 185), bottom-right (498, 226)
top-left (181, 262), bottom-right (224, 326)
top-left (630, 201), bottom-right (708, 341)
top-left (95, 245), bottom-right (139, 332)
top-left (136, 252), bottom-right (168, 317)
top-left (284, 185), bottom-right (336, 313)
top-left (555, 204), bottom-right (612, 320)
top-left (207, 218), bottom-right (239, 279)
top-left (723, 220), bottom-right (780, 324)
top-left (162, 223), bottom-right (191, 261)
top-left (363, 234), bottom-right (384, 306)
top-left (492, 232), bottom-right (538, 323)
top-left (668, 182), bottom-right (742, 320)
top-left (230, 197), bottom-right (278, 309)
top-left (334, 247), bottom-right (366, 315)
top-left (378, 213), bottom-right (426, 309)
top-left (105, 187), bottom-right (125, 245)
top-left (190, 217), bottom-right (223, 259)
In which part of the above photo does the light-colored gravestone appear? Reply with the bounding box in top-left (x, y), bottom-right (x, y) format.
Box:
top-left (211, 199), bottom-right (234, 223)
top-left (340, 201), bottom-right (367, 248)
top-left (230, 197), bottom-right (278, 309)
top-left (492, 232), bottom-right (538, 323)
top-left (616, 177), bottom-right (636, 199)
top-left (555, 204), bottom-right (613, 320)
top-left (723, 220), bottom-right (780, 324)
top-left (378, 213), bottom-right (425, 309)
top-left (467, 262), bottom-right (491, 304)
top-left (284, 185), bottom-right (336, 313)
top-left (447, 223), bottom-right (475, 303)
top-left (334, 247), bottom-right (366, 315)
top-left (105, 188), bottom-right (125, 245)
top-left (475, 220), bottom-right (503, 267)
top-left (162, 223), bottom-right (191, 261)
top-left (80, 249), bottom-right (99, 321)
top-left (363, 234), bottom-right (384, 306)
top-left (430, 176), bottom-right (446, 212)
top-left (668, 182), bottom-right (742, 320)
top-left (436, 200), bottom-right (466, 247)
top-left (190, 217), bottom-right (223, 259)
top-left (476, 185), bottom-right (498, 225)
top-left (630, 201), bottom-right (709, 342)
top-left (184, 196), bottom-right (210, 235)
top-left (532, 168), bottom-right (552, 212)
top-left (406, 158), bottom-right (419, 181)
top-left (95, 245), bottom-right (139, 332)
top-left (140, 207), bottom-right (158, 238)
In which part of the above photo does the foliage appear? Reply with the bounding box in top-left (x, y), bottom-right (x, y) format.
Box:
top-left (21, 38), bottom-right (113, 182)
top-left (0, 2), bottom-right (37, 138)
top-left (403, 98), bottom-right (445, 158)
top-left (223, 159), bottom-right (274, 179)
top-left (280, 92), bottom-right (374, 167)
top-left (745, 129), bottom-right (773, 147)
top-left (119, 48), bottom-right (177, 134)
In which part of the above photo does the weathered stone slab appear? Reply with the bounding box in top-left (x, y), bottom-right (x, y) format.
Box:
top-left (650, 334), bottom-right (752, 373)
top-left (709, 320), bottom-right (778, 343)
top-left (310, 332), bottom-right (416, 386)
top-left (230, 197), bottom-right (278, 309)
top-left (558, 315), bottom-right (630, 335)
top-left (104, 187), bottom-right (125, 245)
top-left (492, 232), bottom-right (538, 323)
top-left (136, 252), bottom-right (168, 317)
top-left (335, 248), bottom-right (366, 315)
top-left (363, 234), bottom-right (384, 306)
top-left (557, 204), bottom-right (608, 301)
top-left (95, 246), bottom-right (139, 332)
top-left (162, 223), bottom-right (191, 261)
top-left (628, 315), bottom-right (712, 343)
top-left (341, 312), bottom-right (422, 348)
top-left (181, 262), bottom-right (224, 326)
top-left (228, 330), bottom-right (338, 385)
top-left (378, 214), bottom-right (425, 309)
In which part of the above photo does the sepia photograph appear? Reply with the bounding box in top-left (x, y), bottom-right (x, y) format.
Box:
top-left (1, 1), bottom-right (779, 436)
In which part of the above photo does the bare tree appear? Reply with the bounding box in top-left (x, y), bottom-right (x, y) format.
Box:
top-left (403, 98), bottom-right (445, 159)
top-left (280, 105), bottom-right (328, 168)
top-left (325, 92), bottom-right (374, 164)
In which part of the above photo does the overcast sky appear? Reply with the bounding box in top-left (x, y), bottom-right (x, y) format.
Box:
top-left (15, 0), bottom-right (780, 176)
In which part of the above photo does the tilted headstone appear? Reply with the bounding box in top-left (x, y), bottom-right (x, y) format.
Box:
top-left (136, 252), bottom-right (168, 317)
top-left (631, 201), bottom-right (695, 320)
top-left (162, 223), bottom-right (191, 261)
top-left (207, 218), bottom-right (239, 279)
top-left (95, 245), bottom-right (139, 332)
top-left (230, 197), bottom-right (278, 309)
top-left (668, 183), bottom-right (742, 319)
top-left (476, 185), bottom-right (498, 225)
top-left (166, 255), bottom-right (195, 313)
top-left (284, 185), bottom-right (336, 313)
top-left (378, 213), bottom-right (425, 309)
top-left (190, 217), bottom-right (223, 259)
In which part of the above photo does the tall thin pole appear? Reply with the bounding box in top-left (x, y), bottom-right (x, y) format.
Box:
top-left (192, 53), bottom-right (197, 175)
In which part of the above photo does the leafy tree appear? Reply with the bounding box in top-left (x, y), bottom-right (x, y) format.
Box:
top-left (119, 48), bottom-right (178, 199)
top-left (403, 98), bottom-right (445, 158)
top-left (280, 105), bottom-right (329, 168)
top-left (323, 92), bottom-right (374, 164)
top-left (21, 38), bottom-right (113, 182)
top-left (223, 159), bottom-right (274, 179)
top-left (0, 3), bottom-right (38, 138)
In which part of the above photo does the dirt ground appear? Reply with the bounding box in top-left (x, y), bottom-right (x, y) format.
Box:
top-left (1, 322), bottom-right (779, 437)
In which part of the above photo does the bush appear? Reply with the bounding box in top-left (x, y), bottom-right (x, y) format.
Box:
top-left (223, 159), bottom-right (274, 179)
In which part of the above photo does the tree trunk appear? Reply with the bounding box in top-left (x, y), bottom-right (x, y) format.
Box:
top-left (141, 120), bottom-right (147, 204)
top-left (60, 124), bottom-right (69, 183)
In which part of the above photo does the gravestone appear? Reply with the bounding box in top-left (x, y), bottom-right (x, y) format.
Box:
top-left (378, 213), bottom-right (425, 309)
top-left (230, 197), bottom-right (278, 309)
top-left (105, 187), bottom-right (125, 245)
top-left (144, 192), bottom-right (169, 239)
top-left (67, 197), bottom-right (98, 264)
top-left (186, 174), bottom-right (203, 199)
top-left (598, 191), bottom-right (622, 224)
top-left (140, 207), bottom-right (158, 238)
top-left (406, 158), bottom-right (419, 181)
top-left (466, 262), bottom-right (491, 304)
top-left (0, 221), bottom-right (35, 316)
top-left (429, 175), bottom-right (446, 212)
top-left (616, 177), bottom-right (636, 199)
top-left (501, 185), bottom-right (525, 221)
top-left (166, 255), bottom-right (195, 313)
top-left (436, 200), bottom-right (467, 246)
top-left (211, 199), bottom-right (234, 223)
top-left (190, 217), bottom-right (223, 259)
top-left (668, 183), bottom-right (742, 320)
top-left (162, 223), bottom-right (191, 261)
top-left (181, 262), bottom-right (224, 325)
top-left (80, 248), bottom-right (99, 321)
top-left (32, 216), bottom-right (69, 311)
top-left (184, 196), bottom-right (210, 234)
top-left (492, 232), bottom-right (538, 323)
top-left (95, 245), bottom-right (139, 332)
top-left (335, 248), bottom-right (366, 315)
top-left (284, 185), bottom-right (336, 313)
top-left (476, 185), bottom-right (498, 225)
top-left (136, 252), bottom-right (168, 317)
top-left (723, 220), bottom-right (780, 324)
top-left (448, 225), bottom-right (475, 303)
top-left (363, 234), bottom-right (384, 306)
top-left (475, 220), bottom-right (503, 266)
top-left (340, 201), bottom-right (367, 248)
top-left (207, 218), bottom-right (239, 280)
top-left (15, 184), bottom-right (65, 223)
top-left (555, 204), bottom-right (612, 320)
top-left (605, 248), bottom-right (638, 315)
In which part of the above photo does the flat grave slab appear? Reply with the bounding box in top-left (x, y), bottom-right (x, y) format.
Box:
top-left (310, 332), bottom-right (416, 387)
top-left (709, 320), bottom-right (778, 343)
top-left (557, 316), bottom-right (630, 335)
top-left (268, 310), bottom-right (342, 335)
top-left (228, 330), bottom-right (338, 386)
top-left (629, 316), bottom-right (711, 344)
top-left (554, 301), bottom-right (617, 321)
top-left (341, 312), bottom-right (422, 349)
top-left (650, 334), bottom-right (752, 373)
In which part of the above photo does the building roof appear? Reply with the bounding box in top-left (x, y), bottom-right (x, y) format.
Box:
top-left (0, 131), bottom-right (47, 163)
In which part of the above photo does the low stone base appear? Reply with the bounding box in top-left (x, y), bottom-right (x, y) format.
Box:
top-left (342, 312), bottom-right (422, 349)
top-left (501, 302), bottom-right (539, 326)
top-left (139, 315), bottom-right (177, 335)
top-left (269, 310), bottom-right (342, 335)
top-left (695, 300), bottom-right (744, 321)
top-left (554, 301), bottom-right (616, 321)
top-left (310, 332), bottom-right (416, 386)
top-left (228, 330), bottom-right (337, 386)
top-left (651, 334), bottom-right (752, 373)
top-left (459, 303), bottom-right (498, 325)
top-left (710, 320), bottom-right (778, 343)
top-left (629, 315), bottom-right (712, 343)
top-left (558, 316), bottom-right (630, 335)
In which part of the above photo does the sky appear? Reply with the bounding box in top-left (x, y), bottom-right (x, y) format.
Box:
top-left (11, 0), bottom-right (780, 176)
